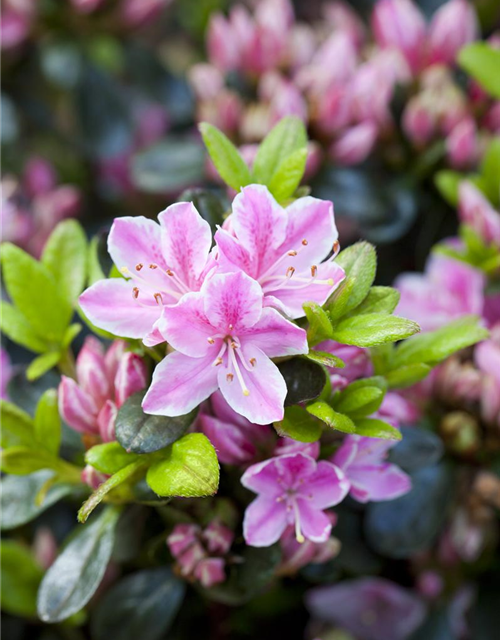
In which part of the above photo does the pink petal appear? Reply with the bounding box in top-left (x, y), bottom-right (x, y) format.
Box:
top-left (348, 463), bottom-right (412, 502)
top-left (158, 202), bottom-right (212, 288)
top-left (241, 456), bottom-right (289, 497)
top-left (231, 185), bottom-right (288, 277)
top-left (203, 271), bottom-right (263, 333)
top-left (58, 376), bottom-right (99, 435)
top-left (194, 557), bottom-right (226, 587)
top-left (218, 345), bottom-right (286, 424)
top-left (79, 278), bottom-right (161, 339)
top-left (157, 292), bottom-right (215, 357)
top-left (104, 341), bottom-right (126, 381)
top-left (297, 501), bottom-right (333, 543)
top-left (97, 399), bottom-right (117, 442)
top-left (302, 460), bottom-right (350, 509)
top-left (75, 337), bottom-right (110, 407)
top-left (243, 495), bottom-right (288, 546)
top-left (142, 351), bottom-right (219, 417)
top-left (199, 414), bottom-right (256, 465)
top-left (214, 228), bottom-right (254, 275)
top-left (333, 437), bottom-right (359, 470)
top-left (114, 352), bottom-right (148, 407)
top-left (241, 307), bottom-right (308, 357)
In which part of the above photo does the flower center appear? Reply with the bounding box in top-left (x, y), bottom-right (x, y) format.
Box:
top-left (209, 334), bottom-right (256, 397)
top-left (121, 263), bottom-right (189, 305)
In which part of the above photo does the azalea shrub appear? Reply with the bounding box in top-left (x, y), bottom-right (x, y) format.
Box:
top-left (1, 2), bottom-right (500, 640)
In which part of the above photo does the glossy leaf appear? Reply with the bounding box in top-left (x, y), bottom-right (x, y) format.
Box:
top-left (305, 350), bottom-right (345, 369)
top-left (346, 286), bottom-right (400, 316)
top-left (86, 441), bottom-right (140, 475)
top-left (199, 122), bottom-right (252, 191)
top-left (274, 406), bottom-right (322, 443)
top-left (34, 389), bottom-right (61, 454)
top-left (252, 116), bottom-right (307, 184)
top-left (268, 147), bottom-right (307, 202)
top-left (304, 301), bottom-right (335, 345)
top-left (385, 363), bottom-right (432, 388)
top-left (278, 357), bottom-right (327, 406)
top-left (1, 541), bottom-right (43, 617)
top-left (354, 418), bottom-right (402, 440)
top-left (306, 402), bottom-right (356, 433)
top-left (331, 314), bottom-right (420, 347)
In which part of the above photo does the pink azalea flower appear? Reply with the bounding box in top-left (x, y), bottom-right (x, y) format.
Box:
top-left (274, 436), bottom-right (320, 460)
top-left (79, 202), bottom-right (215, 345)
top-left (215, 185), bottom-right (345, 319)
top-left (58, 338), bottom-right (147, 442)
top-left (199, 390), bottom-right (273, 465)
top-left (143, 270), bottom-right (308, 424)
top-left (241, 452), bottom-right (349, 546)
top-left (475, 324), bottom-right (500, 426)
top-left (376, 391), bottom-right (421, 426)
top-left (307, 577), bottom-right (426, 640)
top-left (458, 181), bottom-right (500, 246)
top-left (395, 254), bottom-right (485, 331)
top-left (333, 435), bottom-right (411, 503)
top-left (427, 0), bottom-right (479, 67)
top-left (446, 118), bottom-right (479, 169)
top-left (331, 122), bottom-right (378, 166)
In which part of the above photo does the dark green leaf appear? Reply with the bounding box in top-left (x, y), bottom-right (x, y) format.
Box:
top-left (116, 390), bottom-right (197, 454)
top-left (335, 385), bottom-right (385, 418)
top-left (306, 402), bottom-right (356, 433)
top-left (178, 187), bottom-right (229, 233)
top-left (274, 406), bottom-right (322, 443)
top-left (199, 122), bottom-right (251, 191)
top-left (1, 540), bottom-right (43, 617)
top-left (0, 399), bottom-right (34, 448)
top-left (278, 358), bottom-right (327, 406)
top-left (37, 506), bottom-right (120, 622)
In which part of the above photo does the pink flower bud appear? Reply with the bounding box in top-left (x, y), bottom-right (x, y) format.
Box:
top-left (316, 84), bottom-right (352, 135)
top-left (81, 464), bottom-right (108, 490)
top-left (135, 104), bottom-right (169, 149)
top-left (71, 0), bottom-right (104, 13)
top-left (193, 557), bottom-right (226, 587)
top-left (104, 340), bottom-right (127, 383)
top-left (274, 437), bottom-right (320, 460)
top-left (427, 0), bottom-right (479, 66)
top-left (24, 157), bottom-right (56, 197)
top-left (207, 13), bottom-right (240, 71)
top-left (371, 0), bottom-right (426, 74)
top-left (202, 521), bottom-right (234, 555)
top-left (1, 2), bottom-right (33, 50)
top-left (97, 399), bottom-right (118, 443)
top-left (114, 352), bottom-right (148, 407)
top-left (176, 540), bottom-right (206, 576)
top-left (287, 25), bottom-right (316, 69)
top-left (76, 336), bottom-right (110, 408)
top-left (331, 122), bottom-right (378, 165)
top-left (403, 97), bottom-right (436, 145)
top-left (417, 571), bottom-right (444, 599)
top-left (121, 0), bottom-right (168, 28)
top-left (58, 376), bottom-right (99, 435)
top-left (459, 181), bottom-right (500, 246)
top-left (324, 1), bottom-right (366, 50)
top-left (446, 118), bottom-right (479, 169)
top-left (484, 102), bottom-right (500, 134)
top-left (189, 64), bottom-right (224, 102)
top-left (167, 524), bottom-right (200, 558)
top-left (33, 526), bottom-right (58, 570)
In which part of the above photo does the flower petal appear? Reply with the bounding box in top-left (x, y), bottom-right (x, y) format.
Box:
top-left (243, 495), bottom-right (288, 547)
top-left (214, 228), bottom-right (254, 275)
top-left (203, 271), bottom-right (263, 332)
top-left (218, 345), bottom-right (286, 424)
top-left (158, 202), bottom-right (212, 287)
top-left (58, 376), bottom-right (99, 435)
top-left (303, 461), bottom-right (350, 509)
top-left (240, 307), bottom-right (308, 357)
top-left (157, 293), bottom-right (215, 357)
top-left (142, 351), bottom-right (219, 417)
top-left (79, 278), bottom-right (160, 339)
top-left (297, 501), bottom-right (333, 543)
top-left (348, 463), bottom-right (411, 502)
top-left (199, 414), bottom-right (255, 465)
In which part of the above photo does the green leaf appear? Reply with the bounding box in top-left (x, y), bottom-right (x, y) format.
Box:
top-left (86, 441), bottom-right (140, 475)
top-left (115, 390), bottom-right (197, 454)
top-left (268, 147), bottom-right (307, 202)
top-left (274, 406), bottom-right (322, 443)
top-left (331, 313), bottom-right (420, 347)
top-left (26, 351), bottom-right (61, 381)
top-left (0, 399), bottom-right (34, 448)
top-left (385, 363), bottom-right (432, 389)
top-left (62, 323), bottom-right (83, 349)
top-left (459, 43), bottom-right (500, 99)
top-left (78, 461), bottom-right (146, 523)
top-left (480, 138), bottom-right (500, 206)
top-left (34, 389), bottom-right (61, 454)
top-left (90, 568), bottom-right (185, 640)
top-left (334, 381), bottom-right (386, 418)
top-left (1, 243), bottom-right (72, 341)
top-left (88, 235), bottom-right (106, 285)
top-left (1, 540), bottom-right (43, 617)
top-left (1, 471), bottom-right (72, 531)
top-left (347, 286), bottom-right (400, 316)
top-left (392, 315), bottom-right (489, 368)
top-left (0, 301), bottom-right (48, 353)
top-left (252, 116), bottom-right (307, 184)
top-left (37, 506), bottom-right (121, 622)
top-left (305, 350), bottom-right (345, 369)
top-left (278, 357), bottom-right (327, 406)
top-left (434, 170), bottom-right (463, 206)
top-left (42, 219), bottom-right (88, 304)
top-left (328, 242), bottom-right (377, 320)
top-left (0, 446), bottom-right (61, 475)
top-left (354, 418), bottom-right (402, 440)
top-left (146, 433), bottom-right (219, 498)
top-left (306, 402), bottom-right (356, 433)
top-left (304, 301), bottom-right (335, 345)
top-left (199, 122), bottom-right (251, 191)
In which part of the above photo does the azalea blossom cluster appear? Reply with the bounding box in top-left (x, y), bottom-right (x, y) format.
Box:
top-left (191, 0), bottom-right (498, 172)
top-left (1, 156), bottom-right (82, 258)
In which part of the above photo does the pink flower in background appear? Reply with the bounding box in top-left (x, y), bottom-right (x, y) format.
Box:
top-left (1, 0), bottom-right (36, 50)
top-left (199, 391), bottom-right (273, 465)
top-left (333, 435), bottom-right (411, 503)
top-left (274, 436), bottom-right (320, 460)
top-left (324, 1), bottom-right (366, 50)
top-left (79, 202), bottom-right (215, 345)
top-left (395, 254), bottom-right (485, 331)
top-left (459, 182), bottom-right (500, 246)
top-left (307, 577), bottom-right (426, 640)
top-left (143, 271), bottom-right (308, 424)
top-left (58, 338), bottom-right (147, 442)
top-left (331, 122), bottom-right (378, 165)
top-left (167, 521), bottom-right (233, 588)
top-left (475, 324), bottom-right (500, 426)
top-left (446, 118), bottom-right (479, 169)
top-left (71, 0), bottom-right (104, 13)
top-left (120, 0), bottom-right (171, 27)
top-left (376, 392), bottom-right (421, 426)
top-left (215, 185), bottom-right (344, 319)
top-left (316, 341), bottom-right (373, 390)
top-left (0, 348), bottom-right (12, 400)
top-left (427, 0), bottom-right (479, 66)
top-left (403, 97), bottom-right (437, 145)
top-left (242, 452), bottom-right (349, 546)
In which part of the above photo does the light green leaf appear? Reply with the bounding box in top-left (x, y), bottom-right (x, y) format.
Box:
top-left (480, 137), bottom-right (500, 206)
top-left (305, 350), bottom-right (345, 369)
top-left (1, 540), bottom-right (43, 617)
top-left (88, 235), bottom-right (106, 285)
top-left (199, 122), bottom-right (251, 191)
top-left (274, 406), bottom-right (322, 443)
top-left (385, 363), bottom-right (432, 388)
top-left (346, 286), bottom-right (400, 317)
top-left (0, 301), bottom-right (48, 353)
top-left (459, 43), bottom-right (500, 99)
top-left (434, 170), bottom-right (463, 206)
top-left (0, 399), bottom-right (34, 448)
top-left (252, 116), bottom-right (307, 184)
top-left (42, 219), bottom-right (88, 304)
top-left (328, 242), bottom-right (377, 320)
top-left (268, 147), bottom-right (307, 202)
top-left (304, 301), bottom-right (335, 345)
top-left (26, 351), bottom-right (61, 381)
top-left (392, 315), bottom-right (488, 368)
top-left (306, 401), bottom-right (356, 433)
top-left (146, 433), bottom-right (219, 498)
top-left (354, 418), bottom-right (402, 440)
top-left (335, 385), bottom-right (385, 418)
top-left (0, 446), bottom-right (61, 475)
top-left (85, 441), bottom-right (140, 475)
top-left (331, 313), bottom-right (420, 347)
top-left (62, 323), bottom-right (83, 349)
top-left (1, 243), bottom-right (72, 341)
top-left (34, 389), bottom-right (61, 455)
